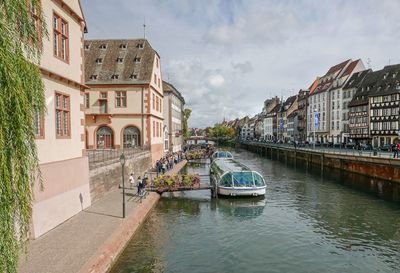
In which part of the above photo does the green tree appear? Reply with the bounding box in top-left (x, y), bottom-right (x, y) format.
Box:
top-left (183, 108), bottom-right (192, 139)
top-left (210, 124), bottom-right (236, 139)
top-left (0, 1), bottom-right (47, 272)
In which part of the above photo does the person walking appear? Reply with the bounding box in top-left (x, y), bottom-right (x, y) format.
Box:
top-left (396, 143), bottom-right (400, 158)
top-left (129, 172), bottom-right (135, 189)
top-left (393, 144), bottom-right (399, 158)
top-left (137, 176), bottom-right (143, 195)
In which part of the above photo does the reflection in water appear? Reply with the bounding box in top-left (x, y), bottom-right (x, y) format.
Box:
top-left (214, 197), bottom-right (265, 219)
top-left (110, 150), bottom-right (400, 273)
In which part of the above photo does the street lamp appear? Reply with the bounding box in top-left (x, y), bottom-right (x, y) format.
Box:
top-left (120, 153), bottom-right (126, 218)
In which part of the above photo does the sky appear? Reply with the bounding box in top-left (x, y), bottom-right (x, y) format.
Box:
top-left (81, 0), bottom-right (400, 128)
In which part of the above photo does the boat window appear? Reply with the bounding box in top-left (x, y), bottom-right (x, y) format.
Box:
top-left (219, 151), bottom-right (226, 158)
top-left (232, 172), bottom-right (254, 187)
top-left (253, 172), bottom-right (265, 186)
top-left (226, 152), bottom-right (233, 158)
top-left (220, 173), bottom-right (233, 187)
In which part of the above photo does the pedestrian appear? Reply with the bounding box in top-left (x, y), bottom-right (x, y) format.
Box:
top-left (162, 161), bottom-right (166, 174)
top-left (129, 172), bottom-right (135, 189)
top-left (393, 144), bottom-right (398, 158)
top-left (397, 143), bottom-right (400, 158)
top-left (137, 176), bottom-right (142, 195)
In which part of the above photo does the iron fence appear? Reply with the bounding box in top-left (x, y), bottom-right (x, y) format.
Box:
top-left (240, 141), bottom-right (397, 159)
top-left (87, 145), bottom-right (150, 169)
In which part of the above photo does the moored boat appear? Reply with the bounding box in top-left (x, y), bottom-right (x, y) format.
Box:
top-left (210, 158), bottom-right (266, 197)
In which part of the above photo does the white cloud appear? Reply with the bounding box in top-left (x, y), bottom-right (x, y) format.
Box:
top-left (207, 74), bottom-right (225, 87)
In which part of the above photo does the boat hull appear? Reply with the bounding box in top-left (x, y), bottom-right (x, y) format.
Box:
top-left (217, 186), bottom-right (266, 197)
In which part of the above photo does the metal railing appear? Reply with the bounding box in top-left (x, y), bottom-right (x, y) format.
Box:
top-left (87, 145), bottom-right (150, 169)
top-left (239, 140), bottom-right (397, 159)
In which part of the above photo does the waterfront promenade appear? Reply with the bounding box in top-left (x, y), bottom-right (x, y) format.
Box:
top-left (18, 160), bottom-right (187, 273)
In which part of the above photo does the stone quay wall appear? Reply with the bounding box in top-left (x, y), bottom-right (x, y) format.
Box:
top-left (89, 150), bottom-right (152, 203)
top-left (240, 142), bottom-right (400, 202)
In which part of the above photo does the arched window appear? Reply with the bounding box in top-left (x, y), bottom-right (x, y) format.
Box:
top-left (97, 126), bottom-right (113, 149)
top-left (123, 126), bottom-right (140, 148)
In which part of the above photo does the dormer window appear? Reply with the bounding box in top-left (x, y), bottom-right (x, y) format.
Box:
top-left (137, 43), bottom-right (144, 49)
top-left (89, 75), bottom-right (97, 80)
top-left (134, 57), bottom-right (141, 63)
top-left (129, 74), bottom-right (138, 79)
top-left (111, 74), bottom-right (119, 80)
top-left (84, 44), bottom-right (90, 50)
top-left (119, 44), bottom-right (127, 49)
top-left (393, 72), bottom-right (398, 78)
top-left (383, 73), bottom-right (388, 80)
top-left (116, 57), bottom-right (123, 63)
top-left (99, 44), bottom-right (107, 49)
top-left (95, 58), bottom-right (102, 64)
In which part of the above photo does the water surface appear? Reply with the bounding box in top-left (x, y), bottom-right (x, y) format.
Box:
top-left (110, 149), bottom-right (400, 273)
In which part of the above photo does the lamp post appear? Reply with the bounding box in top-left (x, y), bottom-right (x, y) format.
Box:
top-left (120, 153), bottom-right (126, 218)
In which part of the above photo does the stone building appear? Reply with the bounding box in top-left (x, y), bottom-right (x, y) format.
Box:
top-left (296, 89), bottom-right (309, 142)
top-left (84, 39), bottom-right (164, 162)
top-left (287, 111), bottom-right (298, 142)
top-left (162, 81), bottom-right (185, 153)
top-left (307, 59), bottom-right (364, 143)
top-left (278, 96), bottom-right (297, 142)
top-left (32, 0), bottom-right (90, 238)
top-left (263, 104), bottom-right (281, 141)
top-left (328, 60), bottom-right (365, 144)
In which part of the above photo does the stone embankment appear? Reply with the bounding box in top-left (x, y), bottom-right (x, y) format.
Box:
top-left (240, 142), bottom-right (400, 202)
top-left (19, 159), bottom-right (187, 273)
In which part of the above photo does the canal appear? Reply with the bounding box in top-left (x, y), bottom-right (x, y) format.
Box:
top-left (110, 149), bottom-right (400, 273)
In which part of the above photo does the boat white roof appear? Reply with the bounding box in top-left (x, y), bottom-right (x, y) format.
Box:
top-left (213, 158), bottom-right (251, 173)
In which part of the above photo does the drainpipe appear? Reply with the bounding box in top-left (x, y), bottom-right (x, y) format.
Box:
top-left (141, 87), bottom-right (144, 147)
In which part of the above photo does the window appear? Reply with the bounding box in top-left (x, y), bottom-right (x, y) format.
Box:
top-left (111, 74), bottom-right (119, 80)
top-left (152, 93), bottom-right (155, 110)
top-left (134, 57), bottom-right (141, 63)
top-left (119, 44), bottom-right (127, 49)
top-left (116, 57), bottom-right (123, 63)
top-left (34, 108), bottom-right (44, 138)
top-left (89, 75), bottom-right (97, 80)
top-left (153, 121), bottom-right (155, 137)
top-left (129, 74), bottom-right (138, 79)
top-left (99, 44), bottom-right (107, 49)
top-left (154, 73), bottom-right (157, 84)
top-left (55, 92), bottom-right (70, 137)
top-left (115, 91), bottom-right (127, 107)
top-left (158, 78), bottom-right (161, 88)
top-left (137, 43), bottom-right (144, 49)
top-left (95, 58), bottom-right (102, 64)
top-left (84, 44), bottom-right (90, 50)
top-left (85, 93), bottom-right (90, 108)
top-left (156, 96), bottom-right (159, 111)
top-left (156, 58), bottom-right (159, 68)
top-left (99, 92), bottom-right (108, 113)
top-left (53, 13), bottom-right (68, 61)
top-left (30, 4), bottom-right (42, 44)
top-left (123, 126), bottom-right (140, 148)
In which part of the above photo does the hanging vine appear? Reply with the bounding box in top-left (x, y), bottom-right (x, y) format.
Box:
top-left (0, 0), bottom-right (47, 272)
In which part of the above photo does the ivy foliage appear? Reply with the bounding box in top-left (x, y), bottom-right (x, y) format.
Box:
top-left (0, 0), bottom-right (47, 272)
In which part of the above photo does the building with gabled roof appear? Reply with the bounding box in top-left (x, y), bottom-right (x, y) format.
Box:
top-left (368, 64), bottom-right (400, 147)
top-left (307, 59), bottom-right (365, 143)
top-left (84, 38), bottom-right (164, 162)
top-left (163, 80), bottom-right (185, 153)
top-left (31, 0), bottom-right (90, 239)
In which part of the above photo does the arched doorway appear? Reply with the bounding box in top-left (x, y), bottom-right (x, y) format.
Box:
top-left (123, 126), bottom-right (140, 148)
top-left (96, 126), bottom-right (113, 149)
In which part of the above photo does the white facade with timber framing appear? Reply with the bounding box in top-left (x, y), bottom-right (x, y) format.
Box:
top-left (32, 0), bottom-right (90, 238)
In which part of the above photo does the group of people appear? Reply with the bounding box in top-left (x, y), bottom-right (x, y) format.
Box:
top-left (129, 172), bottom-right (148, 196)
top-left (155, 151), bottom-right (184, 175)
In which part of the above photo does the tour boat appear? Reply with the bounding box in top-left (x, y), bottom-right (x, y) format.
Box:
top-left (211, 150), bottom-right (233, 160)
top-left (210, 158), bottom-right (266, 197)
